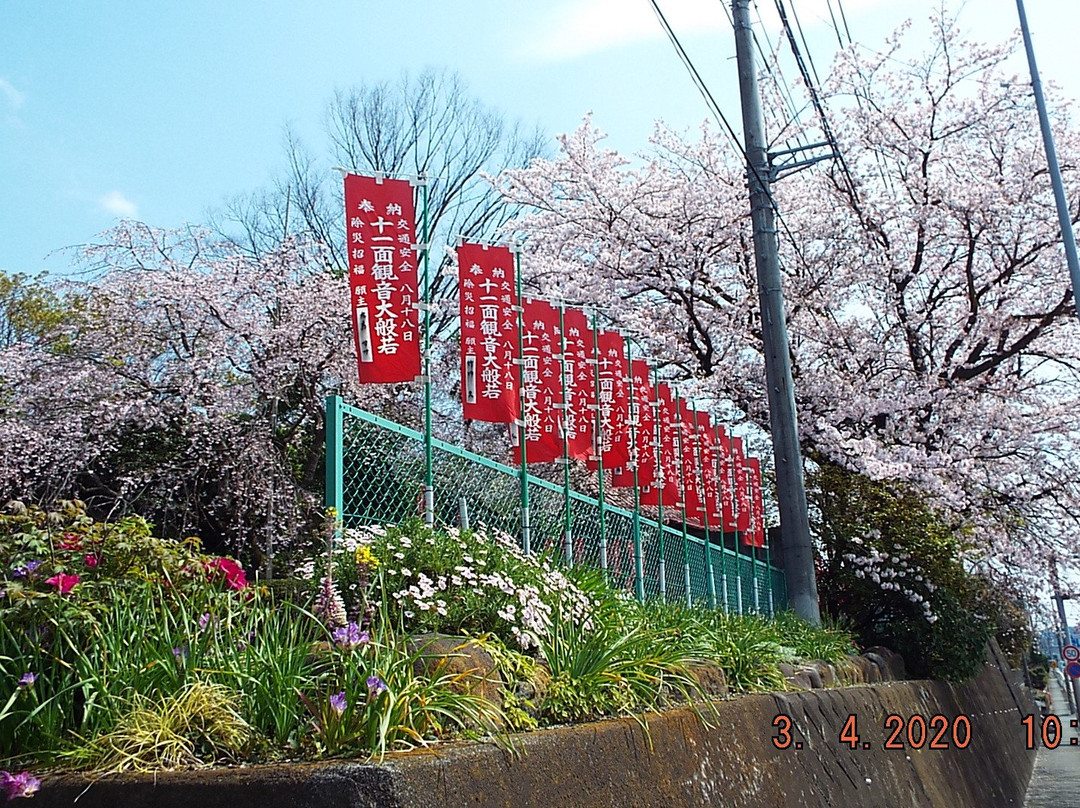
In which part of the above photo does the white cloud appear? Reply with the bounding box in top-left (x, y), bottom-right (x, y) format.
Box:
top-left (98, 190), bottom-right (138, 218)
top-left (515, 0), bottom-right (892, 63)
top-left (0, 78), bottom-right (25, 109)
top-left (517, 0), bottom-right (720, 62)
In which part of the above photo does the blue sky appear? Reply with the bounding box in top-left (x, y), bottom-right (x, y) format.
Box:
top-left (2, 0), bottom-right (1077, 277)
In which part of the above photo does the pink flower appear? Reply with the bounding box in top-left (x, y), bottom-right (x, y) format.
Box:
top-left (207, 558), bottom-right (248, 591)
top-left (0, 770), bottom-right (40, 800)
top-left (57, 533), bottom-right (83, 551)
top-left (84, 554), bottom-right (99, 568)
top-left (45, 573), bottom-right (80, 595)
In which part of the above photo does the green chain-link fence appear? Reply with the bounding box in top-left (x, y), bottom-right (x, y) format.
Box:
top-left (325, 396), bottom-right (786, 613)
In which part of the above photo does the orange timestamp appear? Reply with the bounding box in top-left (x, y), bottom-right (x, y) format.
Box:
top-left (771, 713), bottom-right (973, 751)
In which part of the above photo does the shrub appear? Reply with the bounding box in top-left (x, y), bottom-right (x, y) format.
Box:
top-left (809, 461), bottom-right (1008, 681)
top-left (295, 519), bottom-right (594, 650)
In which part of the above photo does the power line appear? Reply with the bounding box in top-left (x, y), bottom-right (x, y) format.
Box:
top-left (832, 0), bottom-right (855, 46)
top-left (771, 0), bottom-right (864, 219)
top-left (785, 0), bottom-right (824, 89)
top-left (824, 0), bottom-right (849, 49)
top-left (647, 0), bottom-right (747, 159)
top-left (749, 0), bottom-right (813, 151)
top-left (647, 0), bottom-right (821, 278)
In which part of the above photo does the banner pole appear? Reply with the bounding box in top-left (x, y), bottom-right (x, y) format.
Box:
top-left (753, 543), bottom-right (762, 613)
top-left (325, 394), bottom-right (344, 518)
top-left (673, 388), bottom-right (692, 607)
top-left (514, 248), bottom-right (531, 555)
top-left (654, 366), bottom-right (666, 600)
top-left (712, 423), bottom-right (730, 613)
top-left (591, 310), bottom-right (607, 571)
top-left (736, 533), bottom-right (744, 614)
top-left (766, 538), bottom-right (775, 616)
top-left (692, 408), bottom-right (717, 610)
top-left (558, 304), bottom-right (573, 563)
top-left (419, 176), bottom-right (435, 528)
top-left (626, 337), bottom-right (644, 603)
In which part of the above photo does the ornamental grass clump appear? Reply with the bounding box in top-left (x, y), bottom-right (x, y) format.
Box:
top-left (68, 681), bottom-right (255, 772)
top-left (534, 571), bottom-right (705, 724)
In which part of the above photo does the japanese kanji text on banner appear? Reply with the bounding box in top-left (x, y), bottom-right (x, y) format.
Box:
top-left (515, 298), bottom-right (563, 463)
top-left (343, 174), bottom-right (420, 384)
top-left (458, 243), bottom-right (519, 423)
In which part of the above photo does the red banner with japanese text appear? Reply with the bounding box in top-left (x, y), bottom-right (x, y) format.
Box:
top-left (746, 456), bottom-right (767, 548)
top-left (513, 298), bottom-right (563, 464)
top-left (458, 243), bottom-right (518, 423)
top-left (587, 330), bottom-right (630, 470)
top-left (640, 383), bottom-right (680, 506)
top-left (680, 401), bottom-right (704, 523)
top-left (561, 307), bottom-right (595, 460)
top-left (344, 174), bottom-right (420, 383)
top-left (697, 412), bottom-right (722, 528)
top-left (716, 426), bottom-right (737, 533)
top-left (612, 359), bottom-right (656, 488)
top-left (731, 436), bottom-right (752, 537)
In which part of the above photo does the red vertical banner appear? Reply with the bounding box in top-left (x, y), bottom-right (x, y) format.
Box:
top-left (457, 243), bottom-right (518, 423)
top-left (593, 330), bottom-right (630, 469)
top-left (343, 174), bottom-right (420, 383)
top-left (681, 401), bottom-right (704, 523)
top-left (613, 359), bottom-right (655, 488)
top-left (698, 412), bottom-right (722, 527)
top-left (716, 426), bottom-right (737, 533)
top-left (641, 383), bottom-right (679, 506)
top-left (746, 456), bottom-right (767, 548)
top-left (731, 436), bottom-right (752, 536)
top-left (561, 308), bottom-right (595, 460)
top-left (514, 299), bottom-right (563, 463)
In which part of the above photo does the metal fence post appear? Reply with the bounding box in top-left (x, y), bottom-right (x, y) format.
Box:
top-left (325, 394), bottom-right (344, 517)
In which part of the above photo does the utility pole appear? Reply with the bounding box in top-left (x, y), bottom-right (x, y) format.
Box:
top-left (731, 0), bottom-right (819, 624)
top-left (1015, 0), bottom-right (1080, 320)
top-left (1050, 557), bottom-right (1079, 713)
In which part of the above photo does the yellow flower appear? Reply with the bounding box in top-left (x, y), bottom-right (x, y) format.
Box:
top-left (354, 545), bottom-right (379, 569)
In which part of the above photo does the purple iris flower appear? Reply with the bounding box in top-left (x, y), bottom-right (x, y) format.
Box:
top-left (331, 622), bottom-right (370, 649)
top-left (366, 675), bottom-right (387, 697)
top-left (11, 560), bottom-right (42, 579)
top-left (329, 691), bottom-right (347, 715)
top-left (0, 770), bottom-right (41, 800)
top-left (17, 672), bottom-right (35, 688)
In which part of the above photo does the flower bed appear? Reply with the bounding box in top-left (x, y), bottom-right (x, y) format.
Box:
top-left (0, 504), bottom-right (856, 793)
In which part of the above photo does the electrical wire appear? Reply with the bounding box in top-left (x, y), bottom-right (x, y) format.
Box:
top-left (832, 0), bottom-right (854, 46)
top-left (771, 0), bottom-right (864, 219)
top-left (647, 0), bottom-right (746, 159)
top-left (824, 0), bottom-right (848, 49)
top-left (749, 0), bottom-right (813, 151)
top-left (786, 0), bottom-right (824, 89)
top-left (648, 0), bottom-right (820, 275)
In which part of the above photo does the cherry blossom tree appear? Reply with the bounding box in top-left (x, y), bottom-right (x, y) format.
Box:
top-left (498, 11), bottom-right (1080, 584)
top-left (0, 223), bottom-right (360, 558)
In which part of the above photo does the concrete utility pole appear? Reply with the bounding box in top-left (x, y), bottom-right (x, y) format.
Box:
top-left (1050, 558), bottom-right (1080, 714)
top-left (731, 0), bottom-right (819, 624)
top-left (1015, 0), bottom-right (1080, 321)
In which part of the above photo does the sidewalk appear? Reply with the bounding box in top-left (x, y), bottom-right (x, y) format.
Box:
top-left (1025, 671), bottom-right (1080, 806)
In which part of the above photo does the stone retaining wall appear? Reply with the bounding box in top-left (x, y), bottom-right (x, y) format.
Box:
top-left (35, 644), bottom-right (1035, 808)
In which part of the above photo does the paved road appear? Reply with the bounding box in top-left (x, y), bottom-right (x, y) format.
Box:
top-left (1025, 671), bottom-right (1080, 806)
